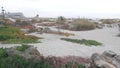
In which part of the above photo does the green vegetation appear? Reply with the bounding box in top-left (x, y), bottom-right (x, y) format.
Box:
top-left (56, 16), bottom-right (66, 32)
top-left (61, 38), bottom-right (102, 46)
top-left (71, 19), bottom-right (96, 31)
top-left (15, 19), bottom-right (30, 26)
top-left (0, 26), bottom-right (40, 44)
top-left (0, 55), bottom-right (53, 68)
top-left (16, 44), bottom-right (30, 52)
top-left (0, 47), bottom-right (87, 68)
top-left (100, 19), bottom-right (116, 24)
top-left (0, 47), bottom-right (52, 68)
top-left (0, 48), bottom-right (8, 58)
top-left (56, 16), bottom-right (66, 24)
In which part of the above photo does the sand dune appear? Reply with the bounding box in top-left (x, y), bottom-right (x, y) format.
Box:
top-left (0, 26), bottom-right (120, 58)
top-left (29, 27), bottom-right (120, 58)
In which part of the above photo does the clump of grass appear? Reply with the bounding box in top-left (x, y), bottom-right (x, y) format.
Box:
top-left (16, 44), bottom-right (30, 52)
top-left (0, 47), bottom-right (53, 68)
top-left (61, 62), bottom-right (86, 68)
top-left (46, 56), bottom-right (89, 68)
top-left (0, 46), bottom-right (89, 68)
top-left (6, 36), bottom-right (40, 44)
top-left (61, 38), bottom-right (102, 46)
top-left (71, 19), bottom-right (96, 31)
top-left (0, 48), bottom-right (8, 58)
top-left (100, 19), bottom-right (115, 24)
top-left (0, 26), bottom-right (40, 44)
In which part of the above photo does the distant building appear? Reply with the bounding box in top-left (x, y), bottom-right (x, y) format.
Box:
top-left (0, 12), bottom-right (25, 20)
top-left (7, 12), bottom-right (25, 19)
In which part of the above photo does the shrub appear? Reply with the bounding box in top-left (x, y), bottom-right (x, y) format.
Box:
top-left (56, 16), bottom-right (66, 24)
top-left (0, 26), bottom-right (40, 44)
top-left (0, 34), bottom-right (15, 41)
top-left (60, 62), bottom-right (86, 68)
top-left (71, 19), bottom-right (96, 31)
top-left (0, 55), bottom-right (53, 68)
top-left (0, 48), bottom-right (8, 58)
top-left (0, 47), bottom-right (53, 68)
top-left (61, 38), bottom-right (102, 46)
top-left (6, 35), bottom-right (40, 44)
top-left (100, 19), bottom-right (116, 24)
top-left (16, 44), bottom-right (30, 52)
top-left (45, 56), bottom-right (89, 68)
top-left (0, 47), bottom-right (88, 68)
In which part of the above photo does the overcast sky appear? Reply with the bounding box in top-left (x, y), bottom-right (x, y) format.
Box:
top-left (0, 0), bottom-right (120, 18)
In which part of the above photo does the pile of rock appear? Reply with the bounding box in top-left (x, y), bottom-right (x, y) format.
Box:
top-left (6, 46), bottom-right (43, 61)
top-left (90, 51), bottom-right (120, 68)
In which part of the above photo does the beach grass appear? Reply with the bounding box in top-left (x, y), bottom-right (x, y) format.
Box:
top-left (61, 38), bottom-right (102, 46)
top-left (0, 26), bottom-right (40, 44)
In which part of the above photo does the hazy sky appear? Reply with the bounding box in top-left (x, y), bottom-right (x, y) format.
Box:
top-left (0, 0), bottom-right (120, 18)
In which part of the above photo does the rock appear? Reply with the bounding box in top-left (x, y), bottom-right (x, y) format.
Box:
top-left (91, 53), bottom-right (116, 68)
top-left (115, 55), bottom-right (120, 63)
top-left (103, 50), bottom-right (116, 57)
top-left (6, 45), bottom-right (43, 61)
top-left (91, 53), bottom-right (103, 61)
top-left (90, 51), bottom-right (120, 68)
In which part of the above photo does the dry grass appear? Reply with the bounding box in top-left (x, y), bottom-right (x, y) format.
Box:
top-left (71, 19), bottom-right (96, 31)
top-left (45, 56), bottom-right (90, 68)
top-left (58, 32), bottom-right (75, 37)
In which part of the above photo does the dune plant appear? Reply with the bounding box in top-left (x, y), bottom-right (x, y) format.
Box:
top-left (60, 62), bottom-right (86, 68)
top-left (61, 38), bottom-right (102, 46)
top-left (71, 19), bottom-right (96, 31)
top-left (0, 26), bottom-right (40, 44)
top-left (16, 44), bottom-right (30, 52)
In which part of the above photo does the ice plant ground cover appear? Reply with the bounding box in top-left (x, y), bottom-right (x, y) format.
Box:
top-left (60, 38), bottom-right (102, 46)
top-left (0, 26), bottom-right (40, 44)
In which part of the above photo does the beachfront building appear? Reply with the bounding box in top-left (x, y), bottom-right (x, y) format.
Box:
top-left (0, 12), bottom-right (25, 20)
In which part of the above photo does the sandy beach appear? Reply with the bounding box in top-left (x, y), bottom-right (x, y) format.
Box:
top-left (27, 26), bottom-right (120, 58)
top-left (0, 25), bottom-right (120, 58)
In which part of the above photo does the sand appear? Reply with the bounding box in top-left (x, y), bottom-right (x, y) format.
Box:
top-left (0, 25), bottom-right (120, 58)
top-left (28, 26), bottom-right (120, 58)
